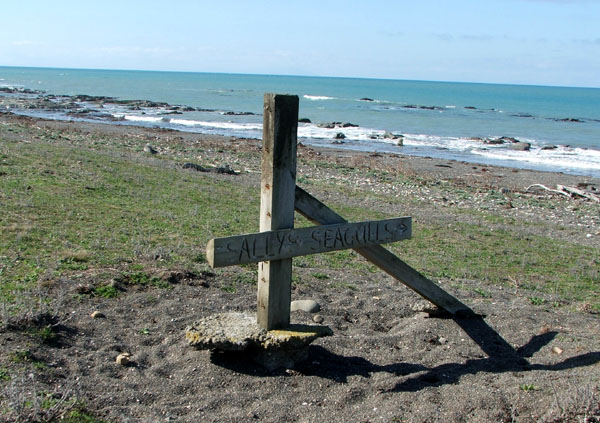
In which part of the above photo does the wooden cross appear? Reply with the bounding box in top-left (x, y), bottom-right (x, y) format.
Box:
top-left (206, 93), bottom-right (470, 330)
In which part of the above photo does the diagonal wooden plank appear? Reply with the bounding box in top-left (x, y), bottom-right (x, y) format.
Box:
top-left (294, 186), bottom-right (472, 315)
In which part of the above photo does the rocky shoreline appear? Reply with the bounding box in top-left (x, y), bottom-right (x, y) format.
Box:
top-left (3, 87), bottom-right (597, 162)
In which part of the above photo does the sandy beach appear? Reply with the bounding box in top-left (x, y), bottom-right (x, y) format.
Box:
top-left (1, 112), bottom-right (599, 422)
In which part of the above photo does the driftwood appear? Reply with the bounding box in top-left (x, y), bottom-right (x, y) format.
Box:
top-left (526, 184), bottom-right (600, 203)
top-left (557, 185), bottom-right (600, 203)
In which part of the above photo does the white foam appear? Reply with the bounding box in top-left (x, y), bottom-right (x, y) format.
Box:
top-left (298, 124), bottom-right (386, 141)
top-left (303, 95), bottom-right (336, 101)
top-left (170, 118), bottom-right (262, 131)
top-left (122, 115), bottom-right (163, 123)
top-left (471, 145), bottom-right (600, 172)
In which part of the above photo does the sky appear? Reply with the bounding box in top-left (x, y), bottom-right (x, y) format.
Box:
top-left (1, 0), bottom-right (599, 87)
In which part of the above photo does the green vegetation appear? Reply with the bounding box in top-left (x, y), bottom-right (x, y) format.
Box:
top-left (529, 296), bottom-right (547, 306)
top-left (63, 409), bottom-right (106, 423)
top-left (1, 119), bottom-right (598, 314)
top-left (519, 384), bottom-right (540, 392)
top-left (93, 284), bottom-right (120, 298)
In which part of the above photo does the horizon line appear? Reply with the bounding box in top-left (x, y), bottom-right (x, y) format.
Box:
top-left (1, 64), bottom-right (599, 90)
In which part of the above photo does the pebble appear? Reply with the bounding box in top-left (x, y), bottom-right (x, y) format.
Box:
top-left (312, 314), bottom-right (324, 324)
top-left (116, 353), bottom-right (131, 366)
top-left (90, 311), bottom-right (106, 319)
top-left (144, 144), bottom-right (158, 154)
top-left (552, 346), bottom-right (563, 355)
top-left (291, 300), bottom-right (320, 313)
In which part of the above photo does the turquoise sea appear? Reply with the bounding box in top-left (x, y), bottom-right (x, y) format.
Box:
top-left (1, 66), bottom-right (599, 177)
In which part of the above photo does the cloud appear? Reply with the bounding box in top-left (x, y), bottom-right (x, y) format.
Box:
top-left (461, 34), bottom-right (494, 42)
top-left (573, 38), bottom-right (600, 45)
top-left (379, 30), bottom-right (405, 38)
top-left (434, 33), bottom-right (454, 41)
top-left (11, 40), bottom-right (34, 46)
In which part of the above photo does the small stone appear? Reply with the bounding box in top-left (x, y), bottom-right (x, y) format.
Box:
top-left (90, 311), bottom-right (106, 319)
top-left (312, 314), bottom-right (324, 324)
top-left (291, 300), bottom-right (321, 313)
top-left (552, 346), bottom-right (563, 355)
top-left (116, 353), bottom-right (131, 365)
top-left (437, 337), bottom-right (448, 345)
top-left (144, 144), bottom-right (158, 154)
top-left (411, 302), bottom-right (429, 312)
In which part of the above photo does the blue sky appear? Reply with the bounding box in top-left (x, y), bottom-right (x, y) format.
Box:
top-left (2, 0), bottom-right (599, 87)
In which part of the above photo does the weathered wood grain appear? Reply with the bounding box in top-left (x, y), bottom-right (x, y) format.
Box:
top-left (257, 94), bottom-right (299, 330)
top-left (207, 217), bottom-right (411, 268)
top-left (294, 186), bottom-right (472, 315)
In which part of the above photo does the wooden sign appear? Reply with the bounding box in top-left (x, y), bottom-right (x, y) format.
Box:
top-left (206, 217), bottom-right (411, 268)
top-left (206, 93), bottom-right (470, 330)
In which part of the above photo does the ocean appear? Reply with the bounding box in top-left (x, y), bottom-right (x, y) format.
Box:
top-left (1, 66), bottom-right (599, 178)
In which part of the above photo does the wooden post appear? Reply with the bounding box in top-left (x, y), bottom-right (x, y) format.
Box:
top-left (257, 94), bottom-right (299, 330)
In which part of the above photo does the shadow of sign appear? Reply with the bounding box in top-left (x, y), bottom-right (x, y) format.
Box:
top-left (299, 316), bottom-right (599, 392)
top-left (207, 314), bottom-right (600, 391)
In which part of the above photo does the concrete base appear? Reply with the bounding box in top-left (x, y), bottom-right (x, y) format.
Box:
top-left (185, 312), bottom-right (333, 370)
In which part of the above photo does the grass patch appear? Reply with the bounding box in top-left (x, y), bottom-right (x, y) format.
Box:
top-left (93, 284), bottom-right (120, 299)
top-left (529, 296), bottom-right (547, 306)
top-left (1, 120), bottom-right (599, 312)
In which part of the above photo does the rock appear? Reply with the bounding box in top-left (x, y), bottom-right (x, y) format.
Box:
top-left (144, 144), bottom-right (158, 154)
top-left (411, 302), bottom-right (430, 312)
top-left (541, 145), bottom-right (558, 150)
top-left (298, 118), bottom-right (311, 123)
top-left (312, 314), bottom-right (324, 324)
top-left (378, 131), bottom-right (404, 145)
top-left (341, 122), bottom-right (358, 128)
top-left (360, 97), bottom-right (374, 102)
top-left (223, 111), bottom-right (254, 116)
top-left (291, 300), bottom-right (321, 313)
top-left (90, 311), bottom-right (106, 319)
top-left (182, 162), bottom-right (208, 172)
top-left (213, 164), bottom-right (237, 175)
top-left (437, 336), bottom-right (448, 345)
top-left (484, 138), bottom-right (506, 145)
top-left (509, 142), bottom-right (531, 151)
top-left (116, 353), bottom-right (131, 366)
top-left (317, 122), bottom-right (336, 129)
top-left (334, 132), bottom-right (346, 140)
top-left (185, 312), bottom-right (332, 370)
top-left (552, 346), bottom-right (563, 355)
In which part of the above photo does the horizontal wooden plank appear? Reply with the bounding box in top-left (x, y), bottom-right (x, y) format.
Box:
top-left (206, 217), bottom-right (411, 268)
top-left (294, 186), bottom-right (472, 315)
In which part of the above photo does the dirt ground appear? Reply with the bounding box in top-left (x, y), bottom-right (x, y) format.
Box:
top-left (1, 114), bottom-right (599, 422)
